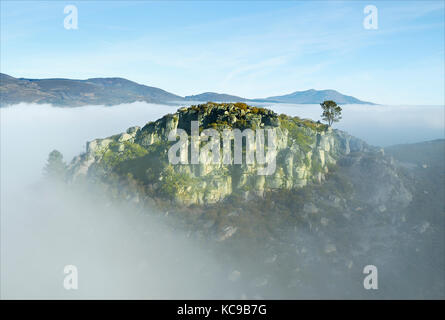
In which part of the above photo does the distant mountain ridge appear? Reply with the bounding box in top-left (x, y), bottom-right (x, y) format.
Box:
top-left (184, 92), bottom-right (248, 102)
top-left (0, 73), bottom-right (182, 107)
top-left (0, 73), bottom-right (375, 106)
top-left (259, 89), bottom-right (375, 104)
top-left (185, 89), bottom-right (374, 105)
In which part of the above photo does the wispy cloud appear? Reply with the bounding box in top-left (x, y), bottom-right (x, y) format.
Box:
top-left (1, 1), bottom-right (443, 104)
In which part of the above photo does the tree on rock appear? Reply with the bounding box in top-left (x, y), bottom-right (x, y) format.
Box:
top-left (320, 100), bottom-right (342, 126)
top-left (44, 150), bottom-right (67, 180)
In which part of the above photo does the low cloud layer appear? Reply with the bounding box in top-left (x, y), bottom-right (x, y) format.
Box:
top-left (267, 103), bottom-right (444, 147)
top-left (1, 102), bottom-right (444, 299)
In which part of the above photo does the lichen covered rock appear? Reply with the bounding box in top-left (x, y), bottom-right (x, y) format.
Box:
top-left (68, 102), bottom-right (372, 205)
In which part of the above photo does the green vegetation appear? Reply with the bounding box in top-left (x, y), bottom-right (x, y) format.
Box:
top-left (320, 100), bottom-right (342, 126)
top-left (210, 120), bottom-right (230, 129)
top-left (232, 118), bottom-right (249, 129)
top-left (115, 140), bottom-right (169, 185)
top-left (279, 114), bottom-right (326, 131)
top-left (158, 165), bottom-right (194, 198)
top-left (44, 150), bottom-right (67, 180)
top-left (310, 158), bottom-right (324, 175)
top-left (69, 101), bottom-right (354, 207)
top-left (102, 141), bottom-right (148, 170)
top-left (233, 102), bottom-right (249, 110)
top-left (233, 102), bottom-right (268, 115)
top-left (278, 115), bottom-right (314, 151)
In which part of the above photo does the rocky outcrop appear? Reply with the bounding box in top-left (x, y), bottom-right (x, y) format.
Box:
top-left (68, 102), bottom-right (373, 205)
top-left (337, 151), bottom-right (413, 212)
top-left (68, 126), bottom-right (141, 180)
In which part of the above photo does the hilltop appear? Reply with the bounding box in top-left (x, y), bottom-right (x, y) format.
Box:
top-left (68, 102), bottom-right (374, 205)
top-left (57, 103), bottom-right (442, 298)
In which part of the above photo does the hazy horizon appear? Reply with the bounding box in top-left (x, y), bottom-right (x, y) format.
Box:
top-left (1, 102), bottom-right (443, 193)
top-left (2, 101), bottom-right (443, 299)
top-left (1, 1), bottom-right (443, 105)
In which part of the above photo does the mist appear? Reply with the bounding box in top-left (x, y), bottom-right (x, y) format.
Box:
top-left (1, 102), bottom-right (179, 193)
top-left (267, 103), bottom-right (445, 147)
top-left (2, 182), bottom-right (237, 299)
top-left (1, 102), bottom-right (444, 299)
top-left (1, 102), bottom-right (233, 299)
top-left (2, 102), bottom-right (443, 192)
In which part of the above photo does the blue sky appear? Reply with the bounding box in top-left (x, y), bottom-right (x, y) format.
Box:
top-left (1, 0), bottom-right (444, 105)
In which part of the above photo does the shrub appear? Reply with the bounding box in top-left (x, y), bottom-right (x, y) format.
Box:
top-left (159, 165), bottom-right (194, 198)
top-left (102, 141), bottom-right (148, 170)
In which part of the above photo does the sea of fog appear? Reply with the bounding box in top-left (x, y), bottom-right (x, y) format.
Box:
top-left (1, 102), bottom-right (443, 191)
top-left (268, 103), bottom-right (444, 147)
top-left (1, 102), bottom-right (444, 299)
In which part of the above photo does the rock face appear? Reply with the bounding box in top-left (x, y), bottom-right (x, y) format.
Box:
top-left (337, 151), bottom-right (413, 212)
top-left (68, 102), bottom-right (373, 205)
